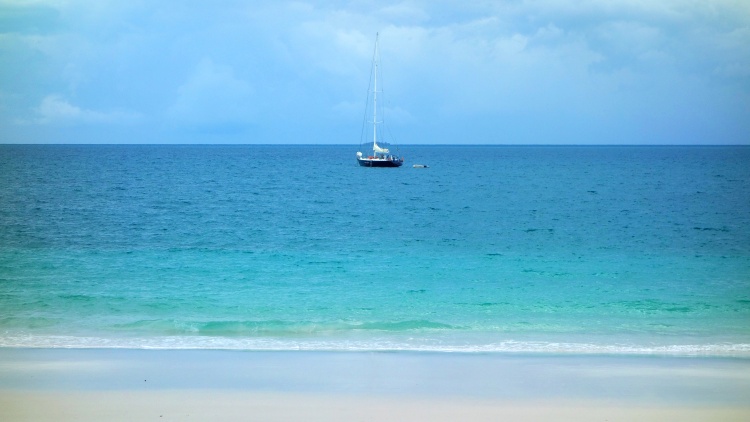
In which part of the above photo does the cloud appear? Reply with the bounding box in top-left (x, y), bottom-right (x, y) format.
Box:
top-left (166, 58), bottom-right (255, 132)
top-left (32, 94), bottom-right (141, 125)
top-left (379, 2), bottom-right (429, 23)
top-left (2, 1), bottom-right (749, 144)
top-left (0, 2), bottom-right (60, 34)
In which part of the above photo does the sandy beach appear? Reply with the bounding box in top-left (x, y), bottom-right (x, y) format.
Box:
top-left (1, 349), bottom-right (749, 421)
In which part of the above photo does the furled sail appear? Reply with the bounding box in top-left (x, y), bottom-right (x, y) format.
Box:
top-left (373, 141), bottom-right (389, 154)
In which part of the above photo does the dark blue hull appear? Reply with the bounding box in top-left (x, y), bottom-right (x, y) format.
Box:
top-left (357, 158), bottom-right (403, 167)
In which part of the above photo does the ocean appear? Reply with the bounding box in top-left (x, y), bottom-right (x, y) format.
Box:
top-left (1, 144), bottom-right (749, 355)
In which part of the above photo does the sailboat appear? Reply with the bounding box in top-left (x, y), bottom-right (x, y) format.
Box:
top-left (356, 33), bottom-right (404, 168)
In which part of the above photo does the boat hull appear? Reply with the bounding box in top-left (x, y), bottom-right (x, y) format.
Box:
top-left (357, 158), bottom-right (403, 167)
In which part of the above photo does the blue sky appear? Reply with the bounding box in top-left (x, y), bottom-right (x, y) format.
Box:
top-left (1, 0), bottom-right (749, 144)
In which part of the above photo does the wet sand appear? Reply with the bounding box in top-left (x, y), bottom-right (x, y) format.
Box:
top-left (1, 349), bottom-right (749, 421)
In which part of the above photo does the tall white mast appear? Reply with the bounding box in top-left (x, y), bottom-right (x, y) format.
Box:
top-left (372, 33), bottom-right (378, 152)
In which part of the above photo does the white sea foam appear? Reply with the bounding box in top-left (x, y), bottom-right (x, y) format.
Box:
top-left (2, 335), bottom-right (750, 357)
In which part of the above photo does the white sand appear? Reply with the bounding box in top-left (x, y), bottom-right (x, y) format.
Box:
top-left (1, 349), bottom-right (749, 421)
top-left (3, 391), bottom-right (749, 422)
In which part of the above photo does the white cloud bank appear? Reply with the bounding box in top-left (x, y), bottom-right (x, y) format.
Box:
top-left (1, 0), bottom-right (748, 143)
top-left (32, 95), bottom-right (141, 125)
top-left (167, 58), bottom-right (255, 131)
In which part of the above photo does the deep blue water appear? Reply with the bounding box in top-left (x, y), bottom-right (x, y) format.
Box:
top-left (1, 145), bottom-right (749, 354)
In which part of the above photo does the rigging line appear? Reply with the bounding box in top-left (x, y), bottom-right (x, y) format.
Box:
top-left (358, 68), bottom-right (372, 149)
top-left (359, 35), bottom-right (378, 149)
top-left (384, 121), bottom-right (401, 155)
top-left (372, 37), bottom-right (400, 154)
top-left (378, 71), bottom-right (401, 154)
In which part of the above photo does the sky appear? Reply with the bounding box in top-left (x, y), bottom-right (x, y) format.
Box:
top-left (1, 0), bottom-right (749, 144)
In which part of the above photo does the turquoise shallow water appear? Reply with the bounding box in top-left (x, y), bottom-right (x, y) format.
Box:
top-left (1, 145), bottom-right (749, 354)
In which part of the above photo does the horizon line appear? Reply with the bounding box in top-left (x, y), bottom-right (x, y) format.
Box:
top-left (1, 143), bottom-right (748, 147)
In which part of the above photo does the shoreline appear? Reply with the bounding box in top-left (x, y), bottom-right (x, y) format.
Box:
top-left (3, 335), bottom-right (749, 357)
top-left (2, 348), bottom-right (750, 421)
